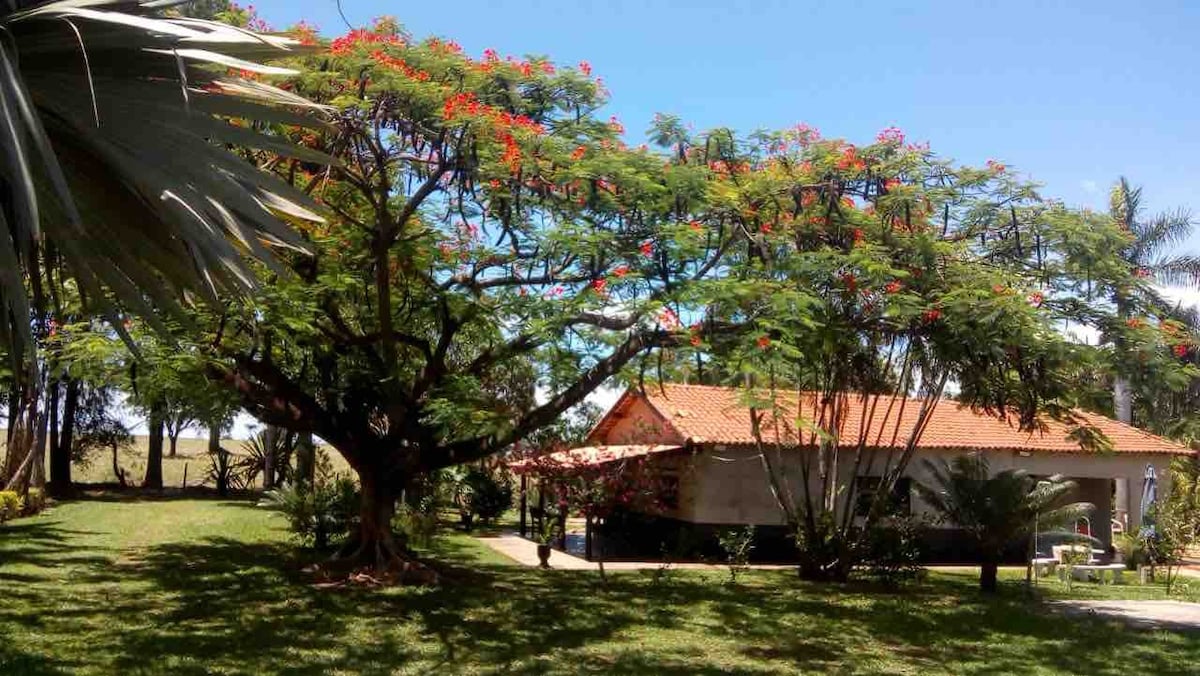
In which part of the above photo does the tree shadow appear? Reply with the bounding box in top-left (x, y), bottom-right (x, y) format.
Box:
top-left (3, 500), bottom-right (1199, 674)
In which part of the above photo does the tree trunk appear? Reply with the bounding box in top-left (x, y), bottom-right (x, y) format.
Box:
top-left (143, 404), bottom-right (165, 489)
top-left (980, 559), bottom-right (1000, 593)
top-left (49, 378), bottom-right (79, 495)
top-left (111, 442), bottom-right (127, 488)
top-left (295, 431), bottom-right (315, 488)
top-left (335, 471), bottom-right (438, 583)
top-left (263, 425), bottom-right (278, 490)
top-left (208, 422), bottom-right (227, 497)
top-left (167, 427), bottom-right (180, 458)
top-left (1113, 377), bottom-right (1132, 423)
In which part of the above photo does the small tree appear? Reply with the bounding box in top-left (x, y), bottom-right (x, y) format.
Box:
top-left (1140, 500), bottom-right (1195, 594)
top-left (916, 454), bottom-right (1091, 593)
top-left (516, 448), bottom-right (675, 581)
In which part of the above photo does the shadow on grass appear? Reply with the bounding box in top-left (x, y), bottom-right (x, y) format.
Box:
top-left (2, 501), bottom-right (1199, 674)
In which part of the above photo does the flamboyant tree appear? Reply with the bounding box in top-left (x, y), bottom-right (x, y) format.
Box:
top-left (645, 119), bottom-right (1131, 579)
top-left (207, 21), bottom-right (735, 571)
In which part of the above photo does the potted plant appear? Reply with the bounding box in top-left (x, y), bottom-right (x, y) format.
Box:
top-left (535, 516), bottom-right (559, 568)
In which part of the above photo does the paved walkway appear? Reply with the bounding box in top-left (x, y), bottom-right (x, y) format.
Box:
top-left (478, 532), bottom-right (791, 571)
top-left (1048, 600), bottom-right (1200, 631)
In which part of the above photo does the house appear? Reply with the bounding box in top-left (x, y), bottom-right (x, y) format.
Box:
top-left (521, 383), bottom-right (1194, 561)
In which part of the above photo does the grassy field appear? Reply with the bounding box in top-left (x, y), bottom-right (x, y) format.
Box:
top-left (1, 497), bottom-right (1198, 675)
top-left (0, 434), bottom-right (352, 489)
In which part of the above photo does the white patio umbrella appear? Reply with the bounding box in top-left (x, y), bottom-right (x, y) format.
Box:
top-left (1139, 464), bottom-right (1157, 538)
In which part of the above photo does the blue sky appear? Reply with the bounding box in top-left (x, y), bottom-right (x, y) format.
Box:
top-left (250, 0), bottom-right (1200, 244)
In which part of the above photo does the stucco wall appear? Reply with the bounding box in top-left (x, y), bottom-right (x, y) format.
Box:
top-left (599, 399), bottom-right (684, 446)
top-left (681, 444), bottom-right (1174, 547)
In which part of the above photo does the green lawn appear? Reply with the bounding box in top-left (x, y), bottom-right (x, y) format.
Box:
top-left (1, 498), bottom-right (1198, 675)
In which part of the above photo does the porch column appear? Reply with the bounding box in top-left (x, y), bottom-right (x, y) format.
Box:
top-left (519, 474), bottom-right (527, 537)
top-left (1113, 477), bottom-right (1129, 533)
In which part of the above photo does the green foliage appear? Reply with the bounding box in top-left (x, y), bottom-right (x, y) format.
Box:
top-left (0, 490), bottom-right (23, 523)
top-left (450, 465), bottom-right (514, 531)
top-left (1140, 500), bottom-right (1196, 595)
top-left (862, 517), bottom-right (925, 588)
top-left (262, 450), bottom-right (359, 549)
top-left (237, 428), bottom-right (298, 488)
top-left (716, 526), bottom-right (755, 585)
top-left (1114, 532), bottom-right (1146, 571)
top-left (917, 453), bottom-right (1091, 591)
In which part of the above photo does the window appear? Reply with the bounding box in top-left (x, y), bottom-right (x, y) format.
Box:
top-left (854, 477), bottom-right (912, 517)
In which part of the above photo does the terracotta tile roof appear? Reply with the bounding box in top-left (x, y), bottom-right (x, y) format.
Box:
top-left (509, 444), bottom-right (683, 469)
top-left (591, 383), bottom-right (1193, 456)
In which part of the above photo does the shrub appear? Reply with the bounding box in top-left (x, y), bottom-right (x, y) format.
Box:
top-left (0, 491), bottom-right (23, 523)
top-left (262, 450), bottom-right (359, 549)
top-left (717, 526), bottom-right (756, 585)
top-left (451, 465), bottom-right (514, 531)
top-left (23, 488), bottom-right (45, 515)
top-left (1115, 532), bottom-right (1145, 571)
top-left (862, 517), bottom-right (924, 588)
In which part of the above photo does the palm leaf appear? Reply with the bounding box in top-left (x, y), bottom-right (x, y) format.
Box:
top-left (0, 0), bottom-right (329, 362)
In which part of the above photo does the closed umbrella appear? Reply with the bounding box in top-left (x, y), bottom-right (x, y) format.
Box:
top-left (1139, 464), bottom-right (1157, 538)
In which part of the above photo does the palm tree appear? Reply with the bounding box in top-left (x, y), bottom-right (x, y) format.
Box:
top-left (0, 1), bottom-right (325, 358)
top-left (1108, 177), bottom-right (1198, 422)
top-left (917, 454), bottom-right (1092, 593)
top-left (0, 1), bottom-right (325, 491)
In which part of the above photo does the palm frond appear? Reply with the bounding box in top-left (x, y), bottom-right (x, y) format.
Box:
top-left (1133, 208), bottom-right (1194, 263)
top-left (1147, 255), bottom-right (1200, 288)
top-left (0, 0), bottom-right (329, 360)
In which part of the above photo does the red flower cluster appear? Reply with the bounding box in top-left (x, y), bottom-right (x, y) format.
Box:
top-left (876, 126), bottom-right (905, 145)
top-left (1133, 267), bottom-right (1151, 278)
top-left (640, 241), bottom-right (654, 257)
top-left (986, 159), bottom-right (1006, 173)
top-left (836, 146), bottom-right (866, 171)
top-left (884, 280), bottom-right (902, 294)
top-left (922, 308), bottom-right (942, 323)
top-left (757, 335), bottom-right (771, 350)
top-left (1174, 344), bottom-right (1190, 358)
top-left (369, 50), bottom-right (430, 81)
top-left (591, 278), bottom-right (608, 295)
top-left (659, 308), bottom-right (681, 329)
top-left (426, 37), bottom-right (463, 54)
top-left (793, 122), bottom-right (821, 147)
top-left (612, 265), bottom-right (630, 278)
top-left (571, 145), bottom-right (587, 161)
top-left (609, 116), bottom-right (625, 135)
top-left (1126, 317), bottom-right (1143, 329)
top-left (330, 29), bottom-right (402, 56)
top-left (1028, 291), bottom-right (1044, 307)
top-left (840, 272), bottom-right (858, 293)
top-left (579, 61), bottom-right (592, 76)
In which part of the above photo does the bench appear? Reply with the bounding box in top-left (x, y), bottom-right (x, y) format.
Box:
top-left (1062, 564), bottom-right (1127, 584)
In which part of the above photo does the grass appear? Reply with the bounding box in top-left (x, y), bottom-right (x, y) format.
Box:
top-left (1, 498), bottom-right (1198, 675)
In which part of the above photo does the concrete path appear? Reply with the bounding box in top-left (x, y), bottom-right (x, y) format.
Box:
top-left (1048, 600), bottom-right (1200, 631)
top-left (477, 532), bottom-right (791, 571)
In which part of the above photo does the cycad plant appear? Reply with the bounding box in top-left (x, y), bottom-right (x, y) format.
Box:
top-left (917, 454), bottom-right (1092, 592)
